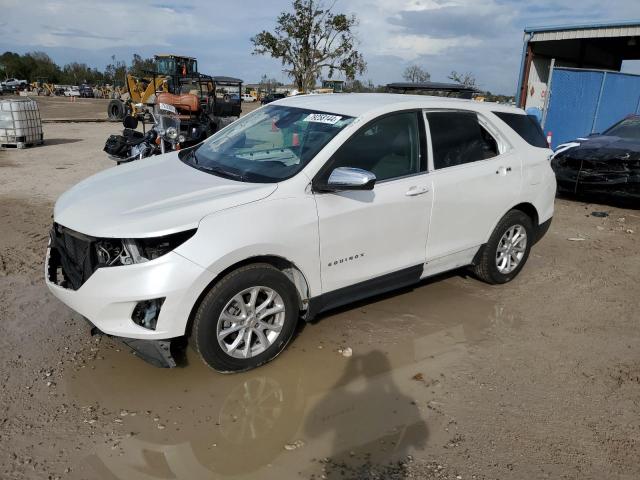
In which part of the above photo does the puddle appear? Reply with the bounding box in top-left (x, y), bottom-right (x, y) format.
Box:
top-left (64, 279), bottom-right (513, 479)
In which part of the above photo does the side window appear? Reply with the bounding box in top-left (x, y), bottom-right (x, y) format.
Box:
top-left (427, 111), bottom-right (499, 170)
top-left (492, 111), bottom-right (548, 148)
top-left (329, 112), bottom-right (423, 181)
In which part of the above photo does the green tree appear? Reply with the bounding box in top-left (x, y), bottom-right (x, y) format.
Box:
top-left (61, 62), bottom-right (90, 84)
top-left (0, 51), bottom-right (29, 80)
top-left (251, 0), bottom-right (366, 92)
top-left (26, 51), bottom-right (61, 83)
top-left (130, 54), bottom-right (155, 77)
top-left (104, 55), bottom-right (127, 86)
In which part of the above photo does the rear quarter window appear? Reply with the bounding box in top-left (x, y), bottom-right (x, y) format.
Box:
top-left (493, 111), bottom-right (548, 148)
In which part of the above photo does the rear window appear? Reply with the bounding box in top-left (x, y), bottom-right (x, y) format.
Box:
top-left (493, 111), bottom-right (548, 148)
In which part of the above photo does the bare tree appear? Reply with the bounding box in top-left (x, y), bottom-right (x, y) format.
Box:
top-left (259, 73), bottom-right (281, 93)
top-left (402, 65), bottom-right (430, 83)
top-left (448, 70), bottom-right (477, 88)
top-left (251, 0), bottom-right (366, 93)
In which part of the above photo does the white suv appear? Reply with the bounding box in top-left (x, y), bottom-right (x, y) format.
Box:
top-left (46, 94), bottom-right (556, 371)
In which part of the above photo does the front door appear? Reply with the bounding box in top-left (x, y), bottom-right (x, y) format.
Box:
top-left (313, 111), bottom-right (432, 294)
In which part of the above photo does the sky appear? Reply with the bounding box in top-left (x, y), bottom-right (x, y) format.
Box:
top-left (1, 0), bottom-right (640, 95)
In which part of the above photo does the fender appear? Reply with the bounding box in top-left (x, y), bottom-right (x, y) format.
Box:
top-left (175, 194), bottom-right (322, 298)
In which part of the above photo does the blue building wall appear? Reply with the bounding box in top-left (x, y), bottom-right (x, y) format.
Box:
top-left (545, 68), bottom-right (640, 148)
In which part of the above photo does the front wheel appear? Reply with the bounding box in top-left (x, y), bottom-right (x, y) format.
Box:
top-left (193, 264), bottom-right (299, 373)
top-left (472, 210), bottom-right (533, 284)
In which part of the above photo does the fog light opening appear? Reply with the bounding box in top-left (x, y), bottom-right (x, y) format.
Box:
top-left (132, 298), bottom-right (165, 330)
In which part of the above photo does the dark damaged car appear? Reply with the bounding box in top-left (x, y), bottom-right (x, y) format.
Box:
top-left (551, 116), bottom-right (640, 203)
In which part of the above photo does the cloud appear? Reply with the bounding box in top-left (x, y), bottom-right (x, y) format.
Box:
top-left (150, 3), bottom-right (195, 13)
top-left (3, 0), bottom-right (640, 94)
top-left (376, 34), bottom-right (469, 60)
top-left (46, 27), bottom-right (119, 41)
top-left (388, 4), bottom-right (515, 39)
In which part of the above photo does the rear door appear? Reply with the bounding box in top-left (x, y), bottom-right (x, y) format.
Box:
top-left (424, 110), bottom-right (522, 264)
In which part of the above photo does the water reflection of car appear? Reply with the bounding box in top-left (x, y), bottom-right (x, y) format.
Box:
top-left (551, 115), bottom-right (640, 202)
top-left (261, 92), bottom-right (286, 105)
top-left (72, 282), bottom-right (502, 479)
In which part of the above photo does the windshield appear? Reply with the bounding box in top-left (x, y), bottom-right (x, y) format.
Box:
top-left (154, 104), bottom-right (180, 134)
top-left (182, 105), bottom-right (354, 182)
top-left (604, 117), bottom-right (640, 140)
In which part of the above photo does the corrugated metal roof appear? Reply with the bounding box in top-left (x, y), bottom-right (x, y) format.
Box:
top-left (525, 20), bottom-right (640, 41)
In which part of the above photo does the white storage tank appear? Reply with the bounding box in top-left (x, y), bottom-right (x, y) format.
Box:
top-left (0, 98), bottom-right (44, 148)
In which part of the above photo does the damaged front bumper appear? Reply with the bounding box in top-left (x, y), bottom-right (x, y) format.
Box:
top-left (87, 319), bottom-right (178, 368)
top-left (552, 151), bottom-right (640, 200)
top-left (45, 231), bottom-right (216, 368)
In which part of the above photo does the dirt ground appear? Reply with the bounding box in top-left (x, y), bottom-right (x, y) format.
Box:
top-left (0, 122), bottom-right (639, 480)
top-left (2, 95), bottom-right (261, 122)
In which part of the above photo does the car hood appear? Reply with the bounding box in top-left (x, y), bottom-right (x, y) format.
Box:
top-left (556, 135), bottom-right (640, 161)
top-left (54, 152), bottom-right (277, 238)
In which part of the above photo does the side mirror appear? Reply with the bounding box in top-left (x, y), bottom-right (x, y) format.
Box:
top-left (316, 167), bottom-right (376, 192)
top-left (123, 115), bottom-right (138, 129)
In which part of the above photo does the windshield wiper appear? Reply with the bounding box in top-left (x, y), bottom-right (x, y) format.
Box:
top-left (198, 164), bottom-right (244, 181)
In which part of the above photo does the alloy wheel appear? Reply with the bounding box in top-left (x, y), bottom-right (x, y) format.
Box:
top-left (216, 286), bottom-right (286, 359)
top-left (495, 224), bottom-right (527, 274)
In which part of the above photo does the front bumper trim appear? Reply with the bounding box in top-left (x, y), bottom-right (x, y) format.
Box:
top-left (88, 319), bottom-right (177, 368)
top-left (121, 337), bottom-right (176, 368)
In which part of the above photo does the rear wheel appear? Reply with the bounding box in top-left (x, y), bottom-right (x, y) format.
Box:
top-left (193, 264), bottom-right (299, 372)
top-left (472, 210), bottom-right (533, 284)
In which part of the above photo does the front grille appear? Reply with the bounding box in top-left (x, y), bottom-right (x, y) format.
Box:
top-left (48, 223), bottom-right (98, 290)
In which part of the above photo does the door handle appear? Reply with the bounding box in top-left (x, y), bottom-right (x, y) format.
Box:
top-left (406, 186), bottom-right (429, 196)
top-left (495, 166), bottom-right (512, 175)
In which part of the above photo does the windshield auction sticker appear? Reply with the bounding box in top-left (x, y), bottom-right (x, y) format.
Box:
top-left (303, 113), bottom-right (342, 124)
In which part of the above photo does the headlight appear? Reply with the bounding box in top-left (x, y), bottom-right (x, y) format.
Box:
top-left (165, 126), bottom-right (178, 140)
top-left (95, 229), bottom-right (196, 267)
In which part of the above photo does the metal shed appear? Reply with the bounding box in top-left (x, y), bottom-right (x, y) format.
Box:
top-left (516, 21), bottom-right (640, 147)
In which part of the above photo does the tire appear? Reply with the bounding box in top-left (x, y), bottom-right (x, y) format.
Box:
top-left (472, 210), bottom-right (533, 285)
top-left (107, 99), bottom-right (125, 121)
top-left (193, 264), bottom-right (299, 373)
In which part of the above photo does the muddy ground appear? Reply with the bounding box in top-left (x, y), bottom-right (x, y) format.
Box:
top-left (0, 122), bottom-right (639, 480)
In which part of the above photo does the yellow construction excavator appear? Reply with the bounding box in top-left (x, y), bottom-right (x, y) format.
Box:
top-left (105, 54), bottom-right (243, 147)
top-left (107, 54), bottom-right (199, 121)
